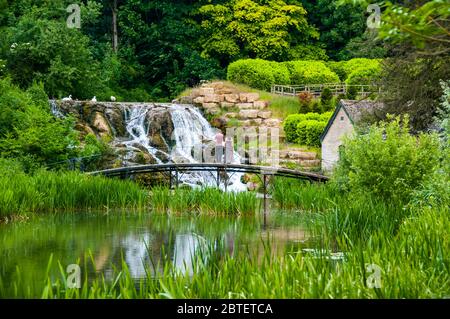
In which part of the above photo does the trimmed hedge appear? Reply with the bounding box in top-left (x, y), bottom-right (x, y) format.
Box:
top-left (327, 58), bottom-right (382, 85)
top-left (284, 61), bottom-right (339, 84)
top-left (301, 120), bottom-right (327, 147)
top-left (227, 59), bottom-right (339, 90)
top-left (227, 58), bottom-right (381, 91)
top-left (283, 112), bottom-right (332, 146)
top-left (227, 59), bottom-right (290, 90)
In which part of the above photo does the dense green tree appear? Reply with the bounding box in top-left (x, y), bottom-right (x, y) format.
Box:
top-left (376, 0), bottom-right (450, 131)
top-left (1, 4), bottom-right (104, 99)
top-left (197, 0), bottom-right (322, 65)
top-left (0, 78), bottom-right (78, 169)
top-left (299, 0), bottom-right (367, 60)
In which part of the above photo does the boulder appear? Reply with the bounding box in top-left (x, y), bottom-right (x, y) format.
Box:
top-left (258, 111), bottom-right (272, 119)
top-left (239, 109), bottom-right (259, 119)
top-left (240, 93), bottom-right (260, 102)
top-left (288, 151), bottom-right (317, 160)
top-left (193, 96), bottom-right (204, 104)
top-left (202, 102), bottom-right (219, 109)
top-left (92, 112), bottom-right (112, 137)
top-left (253, 101), bottom-right (268, 109)
top-left (220, 102), bottom-right (235, 108)
top-left (199, 87), bottom-right (214, 96)
top-left (264, 119), bottom-right (282, 127)
top-left (224, 94), bottom-right (239, 103)
top-left (203, 94), bottom-right (221, 103)
top-left (236, 103), bottom-right (253, 109)
top-left (205, 107), bottom-right (221, 115)
top-left (224, 112), bottom-right (238, 118)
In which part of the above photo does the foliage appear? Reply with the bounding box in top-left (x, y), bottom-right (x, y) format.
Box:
top-left (297, 92), bottom-right (313, 113)
top-left (197, 0), bottom-right (319, 64)
top-left (378, 0), bottom-right (450, 52)
top-left (284, 60), bottom-right (339, 84)
top-left (0, 163), bottom-right (148, 217)
top-left (335, 115), bottom-right (441, 203)
top-left (296, 120), bottom-right (327, 147)
top-left (299, 0), bottom-right (367, 60)
top-left (151, 187), bottom-right (258, 215)
top-left (2, 7), bottom-right (103, 99)
top-left (227, 59), bottom-right (290, 91)
top-left (283, 112), bottom-right (331, 145)
top-left (374, 0), bottom-right (450, 132)
top-left (320, 88), bottom-right (333, 111)
top-left (338, 30), bottom-right (388, 60)
top-left (346, 85), bottom-right (358, 100)
top-left (0, 78), bottom-right (78, 169)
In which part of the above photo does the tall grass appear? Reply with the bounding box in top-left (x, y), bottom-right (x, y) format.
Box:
top-left (150, 187), bottom-right (259, 215)
top-left (0, 170), bottom-right (148, 217)
top-left (271, 177), bottom-right (415, 244)
top-left (1, 206), bottom-right (447, 299)
top-left (271, 178), bottom-right (338, 211)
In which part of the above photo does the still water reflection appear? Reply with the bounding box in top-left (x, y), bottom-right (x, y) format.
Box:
top-left (0, 211), bottom-right (316, 286)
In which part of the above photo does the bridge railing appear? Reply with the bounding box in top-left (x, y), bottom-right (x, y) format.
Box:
top-left (89, 163), bottom-right (329, 183)
top-left (271, 83), bottom-right (380, 97)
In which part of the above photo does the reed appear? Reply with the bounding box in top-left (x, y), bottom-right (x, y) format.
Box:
top-left (0, 170), bottom-right (148, 217)
top-left (1, 206), bottom-right (447, 299)
top-left (150, 187), bottom-right (259, 215)
top-left (271, 177), bottom-right (338, 212)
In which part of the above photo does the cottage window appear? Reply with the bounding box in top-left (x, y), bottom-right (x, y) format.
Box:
top-left (340, 116), bottom-right (344, 121)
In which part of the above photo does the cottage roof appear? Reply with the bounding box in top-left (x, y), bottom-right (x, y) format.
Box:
top-left (320, 99), bottom-right (384, 142)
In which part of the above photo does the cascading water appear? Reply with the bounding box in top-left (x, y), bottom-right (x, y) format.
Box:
top-left (49, 100), bottom-right (65, 118)
top-left (121, 105), bottom-right (166, 164)
top-left (50, 99), bottom-right (247, 191)
top-left (120, 103), bottom-right (247, 191)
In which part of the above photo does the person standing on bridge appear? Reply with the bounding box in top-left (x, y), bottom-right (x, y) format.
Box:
top-left (215, 132), bottom-right (224, 163)
top-left (225, 136), bottom-right (233, 164)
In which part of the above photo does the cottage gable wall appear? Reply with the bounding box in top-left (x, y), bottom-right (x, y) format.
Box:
top-left (321, 108), bottom-right (354, 171)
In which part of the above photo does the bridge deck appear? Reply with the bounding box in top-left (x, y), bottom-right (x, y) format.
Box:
top-left (89, 163), bottom-right (329, 182)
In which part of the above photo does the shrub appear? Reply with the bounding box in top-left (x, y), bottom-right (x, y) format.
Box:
top-left (343, 58), bottom-right (382, 86)
top-left (320, 88), bottom-right (333, 111)
top-left (284, 61), bottom-right (339, 84)
top-left (310, 100), bottom-right (321, 113)
top-left (326, 61), bottom-right (347, 81)
top-left (297, 92), bottom-right (313, 113)
top-left (346, 85), bottom-right (358, 99)
top-left (283, 114), bottom-right (306, 142)
top-left (335, 115), bottom-right (441, 203)
top-left (227, 59), bottom-right (289, 90)
top-left (284, 112), bottom-right (329, 145)
top-left (297, 120), bottom-right (327, 147)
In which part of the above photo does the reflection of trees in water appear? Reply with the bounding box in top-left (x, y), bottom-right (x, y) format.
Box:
top-left (111, 231), bottom-right (237, 279)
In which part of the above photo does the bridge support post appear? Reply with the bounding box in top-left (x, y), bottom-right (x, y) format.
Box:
top-left (216, 167), bottom-right (220, 188)
top-left (169, 168), bottom-right (172, 189)
top-left (263, 174), bottom-right (268, 224)
top-left (175, 168), bottom-right (179, 188)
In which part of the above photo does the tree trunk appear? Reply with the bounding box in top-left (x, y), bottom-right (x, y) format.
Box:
top-left (112, 0), bottom-right (118, 53)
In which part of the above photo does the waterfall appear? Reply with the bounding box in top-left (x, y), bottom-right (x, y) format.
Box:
top-left (49, 100), bottom-right (64, 118)
top-left (121, 104), bottom-right (247, 191)
top-left (121, 105), bottom-right (165, 164)
top-left (49, 99), bottom-right (247, 191)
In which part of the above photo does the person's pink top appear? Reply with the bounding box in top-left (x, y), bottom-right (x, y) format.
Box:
top-left (215, 132), bottom-right (224, 145)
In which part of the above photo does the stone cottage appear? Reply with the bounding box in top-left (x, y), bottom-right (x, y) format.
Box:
top-left (320, 99), bottom-right (384, 171)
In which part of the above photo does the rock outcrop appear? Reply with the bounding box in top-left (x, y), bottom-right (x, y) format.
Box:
top-left (178, 82), bottom-right (275, 127)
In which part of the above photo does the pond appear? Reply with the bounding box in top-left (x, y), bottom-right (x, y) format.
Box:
top-left (0, 210), bottom-right (317, 295)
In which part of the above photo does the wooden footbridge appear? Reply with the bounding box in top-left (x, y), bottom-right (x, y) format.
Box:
top-left (89, 163), bottom-right (329, 185)
top-left (89, 163), bottom-right (328, 217)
